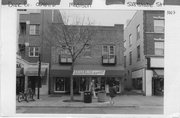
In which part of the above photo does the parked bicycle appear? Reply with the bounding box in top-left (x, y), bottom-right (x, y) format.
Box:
top-left (17, 88), bottom-right (35, 102)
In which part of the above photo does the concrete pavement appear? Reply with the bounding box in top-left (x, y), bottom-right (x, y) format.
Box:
top-left (16, 94), bottom-right (163, 108)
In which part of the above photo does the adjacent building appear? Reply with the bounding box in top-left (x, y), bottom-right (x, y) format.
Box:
top-left (124, 10), bottom-right (164, 96)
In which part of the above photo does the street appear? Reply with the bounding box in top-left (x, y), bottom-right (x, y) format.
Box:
top-left (17, 106), bottom-right (163, 114)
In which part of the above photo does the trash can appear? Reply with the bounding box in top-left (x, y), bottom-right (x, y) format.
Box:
top-left (84, 91), bottom-right (92, 103)
top-left (98, 91), bottom-right (106, 102)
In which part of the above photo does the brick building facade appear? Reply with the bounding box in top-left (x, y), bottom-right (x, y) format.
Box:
top-left (124, 10), bottom-right (164, 96)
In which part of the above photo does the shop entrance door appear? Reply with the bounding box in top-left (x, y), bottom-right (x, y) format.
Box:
top-left (28, 76), bottom-right (38, 95)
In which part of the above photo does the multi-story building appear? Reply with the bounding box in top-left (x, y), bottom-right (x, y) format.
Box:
top-left (17, 9), bottom-right (63, 95)
top-left (124, 10), bottom-right (164, 96)
top-left (17, 9), bottom-right (125, 95)
top-left (50, 24), bottom-right (124, 94)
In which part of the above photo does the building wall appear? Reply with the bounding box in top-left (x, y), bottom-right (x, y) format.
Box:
top-left (51, 25), bottom-right (124, 67)
top-left (124, 11), bottom-right (146, 89)
top-left (143, 11), bottom-right (164, 55)
top-left (124, 10), bottom-right (164, 96)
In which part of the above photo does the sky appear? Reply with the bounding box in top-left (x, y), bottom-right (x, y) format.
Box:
top-left (60, 10), bottom-right (136, 27)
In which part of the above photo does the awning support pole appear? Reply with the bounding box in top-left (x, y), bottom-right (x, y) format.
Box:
top-left (37, 54), bottom-right (41, 99)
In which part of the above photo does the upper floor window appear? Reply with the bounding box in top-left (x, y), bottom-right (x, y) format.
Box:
top-left (136, 25), bottom-right (140, 40)
top-left (20, 22), bottom-right (26, 35)
top-left (155, 41), bottom-right (164, 56)
top-left (129, 34), bottom-right (132, 46)
top-left (61, 45), bottom-right (73, 56)
top-left (124, 56), bottom-right (126, 68)
top-left (129, 51), bottom-right (132, 65)
top-left (60, 45), bottom-right (73, 63)
top-left (83, 44), bottom-right (91, 57)
top-left (102, 45), bottom-right (116, 64)
top-left (137, 45), bottom-right (140, 61)
top-left (102, 45), bottom-right (115, 56)
top-left (29, 47), bottom-right (40, 57)
top-left (29, 24), bottom-right (40, 35)
top-left (154, 19), bottom-right (164, 33)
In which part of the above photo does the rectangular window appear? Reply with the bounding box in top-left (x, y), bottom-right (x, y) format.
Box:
top-left (124, 56), bottom-right (126, 68)
top-left (29, 47), bottom-right (40, 57)
top-left (54, 77), bottom-right (65, 92)
top-left (102, 45), bottom-right (116, 64)
top-left (155, 42), bottom-right (164, 55)
top-left (20, 22), bottom-right (26, 35)
top-left (129, 51), bottom-right (132, 65)
top-left (129, 34), bottom-right (132, 46)
top-left (29, 24), bottom-right (40, 35)
top-left (154, 19), bottom-right (164, 33)
top-left (136, 25), bottom-right (140, 40)
top-left (83, 44), bottom-right (91, 57)
top-left (137, 45), bottom-right (140, 61)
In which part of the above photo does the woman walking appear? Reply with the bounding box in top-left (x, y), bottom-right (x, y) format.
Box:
top-left (109, 80), bottom-right (117, 105)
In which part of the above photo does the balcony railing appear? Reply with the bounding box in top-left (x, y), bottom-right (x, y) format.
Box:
top-left (102, 55), bottom-right (116, 65)
top-left (59, 55), bottom-right (72, 64)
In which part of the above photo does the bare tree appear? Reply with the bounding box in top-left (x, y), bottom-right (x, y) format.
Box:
top-left (45, 14), bottom-right (96, 101)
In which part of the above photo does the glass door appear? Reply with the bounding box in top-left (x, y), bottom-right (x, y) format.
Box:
top-left (54, 77), bottom-right (65, 92)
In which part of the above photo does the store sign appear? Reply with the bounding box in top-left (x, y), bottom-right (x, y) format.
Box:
top-left (150, 57), bottom-right (164, 68)
top-left (73, 70), bottom-right (105, 75)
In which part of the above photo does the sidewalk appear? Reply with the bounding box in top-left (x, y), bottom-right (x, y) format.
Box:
top-left (16, 95), bottom-right (163, 108)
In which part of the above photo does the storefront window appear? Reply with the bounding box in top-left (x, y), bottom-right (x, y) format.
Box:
top-left (55, 77), bottom-right (65, 92)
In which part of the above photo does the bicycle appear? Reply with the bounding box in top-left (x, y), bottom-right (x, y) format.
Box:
top-left (17, 88), bottom-right (35, 102)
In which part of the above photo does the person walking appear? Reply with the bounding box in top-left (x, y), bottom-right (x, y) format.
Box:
top-left (90, 79), bottom-right (97, 98)
top-left (109, 80), bottom-right (117, 105)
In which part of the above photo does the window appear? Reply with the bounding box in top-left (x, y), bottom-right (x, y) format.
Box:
top-left (136, 25), bottom-right (140, 40)
top-left (55, 77), bottom-right (65, 92)
top-left (124, 56), bottom-right (126, 68)
top-left (129, 34), bottom-right (132, 46)
top-left (29, 47), bottom-right (40, 57)
top-left (137, 45), bottom-right (140, 61)
top-left (129, 51), bottom-right (132, 65)
top-left (154, 19), bottom-right (164, 33)
top-left (29, 24), bottom-right (40, 35)
top-left (60, 45), bottom-right (73, 63)
top-left (83, 44), bottom-right (91, 57)
top-left (20, 22), bottom-right (26, 35)
top-left (155, 42), bottom-right (164, 55)
top-left (102, 45), bottom-right (116, 64)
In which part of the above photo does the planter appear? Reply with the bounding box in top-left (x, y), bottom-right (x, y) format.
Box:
top-left (2, 0), bottom-right (27, 5)
top-left (97, 91), bottom-right (106, 102)
top-left (39, 0), bottom-right (61, 5)
top-left (136, 0), bottom-right (155, 5)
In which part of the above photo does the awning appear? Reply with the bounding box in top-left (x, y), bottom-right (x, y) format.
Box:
top-left (105, 70), bottom-right (124, 77)
top-left (153, 69), bottom-right (164, 78)
top-left (16, 68), bottom-right (24, 77)
top-left (25, 67), bottom-right (47, 76)
top-left (51, 70), bottom-right (72, 77)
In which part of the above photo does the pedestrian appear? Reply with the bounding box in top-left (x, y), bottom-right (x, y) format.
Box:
top-left (109, 83), bottom-right (117, 105)
top-left (90, 79), bottom-right (97, 98)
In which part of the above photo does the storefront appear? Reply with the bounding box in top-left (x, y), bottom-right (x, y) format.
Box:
top-left (50, 67), bottom-right (124, 94)
top-left (16, 68), bottom-right (25, 94)
top-left (152, 69), bottom-right (164, 96)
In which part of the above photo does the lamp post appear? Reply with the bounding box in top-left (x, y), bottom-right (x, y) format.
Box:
top-left (37, 53), bottom-right (41, 99)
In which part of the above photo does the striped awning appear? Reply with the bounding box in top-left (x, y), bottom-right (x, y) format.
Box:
top-left (25, 67), bottom-right (47, 76)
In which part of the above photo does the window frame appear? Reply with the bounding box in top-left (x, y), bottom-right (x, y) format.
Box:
top-left (29, 47), bottom-right (40, 57)
top-left (83, 44), bottom-right (92, 58)
top-left (137, 45), bottom-right (141, 61)
top-left (154, 19), bottom-right (165, 33)
top-left (29, 24), bottom-right (40, 35)
top-left (136, 25), bottom-right (140, 40)
top-left (129, 34), bottom-right (132, 47)
top-left (20, 22), bottom-right (26, 35)
top-left (154, 41), bottom-right (164, 56)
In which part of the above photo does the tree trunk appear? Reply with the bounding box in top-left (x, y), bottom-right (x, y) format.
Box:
top-left (70, 62), bottom-right (74, 101)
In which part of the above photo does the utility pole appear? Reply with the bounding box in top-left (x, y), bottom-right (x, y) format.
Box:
top-left (37, 53), bottom-right (41, 99)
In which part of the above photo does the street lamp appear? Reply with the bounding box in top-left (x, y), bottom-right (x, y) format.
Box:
top-left (37, 53), bottom-right (41, 99)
